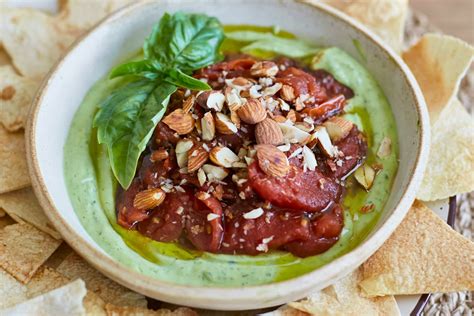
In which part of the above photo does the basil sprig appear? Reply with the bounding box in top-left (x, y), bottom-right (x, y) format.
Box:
top-left (94, 12), bottom-right (224, 189)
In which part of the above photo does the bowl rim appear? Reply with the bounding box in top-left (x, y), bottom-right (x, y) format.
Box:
top-left (26, 0), bottom-right (430, 310)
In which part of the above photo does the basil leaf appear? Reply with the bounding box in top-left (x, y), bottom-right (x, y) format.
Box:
top-left (226, 31), bottom-right (319, 58)
top-left (94, 80), bottom-right (177, 188)
top-left (164, 68), bottom-right (211, 90)
top-left (144, 12), bottom-right (224, 73)
top-left (109, 60), bottom-right (157, 80)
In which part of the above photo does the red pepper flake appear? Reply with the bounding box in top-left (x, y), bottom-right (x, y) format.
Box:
top-left (360, 203), bottom-right (375, 214)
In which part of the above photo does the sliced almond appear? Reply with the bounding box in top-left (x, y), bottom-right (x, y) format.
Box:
top-left (255, 118), bottom-right (284, 145)
top-left (313, 126), bottom-right (336, 157)
top-left (225, 77), bottom-right (252, 91)
top-left (230, 110), bottom-right (241, 128)
top-left (197, 168), bottom-right (207, 186)
top-left (133, 188), bottom-right (166, 210)
top-left (201, 112), bottom-right (215, 141)
top-left (286, 109), bottom-right (297, 123)
top-left (215, 112), bottom-right (238, 134)
top-left (354, 164), bottom-right (376, 190)
top-left (280, 84), bottom-right (296, 102)
top-left (237, 99), bottom-right (267, 124)
top-left (377, 136), bottom-right (392, 158)
top-left (250, 61), bottom-right (279, 77)
top-left (323, 117), bottom-right (354, 142)
top-left (176, 153), bottom-right (188, 168)
top-left (162, 109), bottom-right (195, 135)
top-left (150, 149), bottom-right (168, 162)
top-left (256, 144), bottom-right (290, 177)
top-left (175, 139), bottom-right (194, 154)
top-left (202, 164), bottom-right (229, 181)
top-left (295, 121), bottom-right (314, 133)
top-left (206, 91), bottom-right (225, 111)
top-left (210, 146), bottom-right (240, 168)
top-left (302, 145), bottom-right (317, 171)
top-left (182, 95), bottom-right (195, 113)
top-left (278, 121), bottom-right (311, 144)
top-left (188, 145), bottom-right (209, 172)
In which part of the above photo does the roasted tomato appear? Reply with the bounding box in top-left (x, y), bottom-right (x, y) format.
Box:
top-left (116, 179), bottom-right (147, 229)
top-left (247, 161), bottom-right (341, 213)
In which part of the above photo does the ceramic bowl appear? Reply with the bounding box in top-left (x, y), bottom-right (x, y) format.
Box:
top-left (26, 0), bottom-right (429, 310)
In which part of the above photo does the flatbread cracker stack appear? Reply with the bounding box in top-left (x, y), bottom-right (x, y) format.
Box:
top-left (359, 200), bottom-right (474, 297)
top-left (0, 279), bottom-right (87, 316)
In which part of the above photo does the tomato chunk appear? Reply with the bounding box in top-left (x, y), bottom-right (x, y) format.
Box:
top-left (116, 179), bottom-right (147, 229)
top-left (248, 161), bottom-right (341, 212)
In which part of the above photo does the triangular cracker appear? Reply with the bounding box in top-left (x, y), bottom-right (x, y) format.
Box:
top-left (0, 187), bottom-right (61, 239)
top-left (285, 270), bottom-right (400, 316)
top-left (0, 66), bottom-right (39, 132)
top-left (0, 222), bottom-right (61, 283)
top-left (359, 201), bottom-right (474, 297)
top-left (417, 99), bottom-right (474, 200)
top-left (0, 279), bottom-right (87, 316)
top-left (0, 126), bottom-right (30, 193)
top-left (403, 33), bottom-right (474, 124)
top-left (57, 252), bottom-right (147, 308)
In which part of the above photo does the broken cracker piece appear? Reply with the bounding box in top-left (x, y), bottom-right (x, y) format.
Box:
top-left (0, 223), bottom-right (61, 283)
top-left (360, 200), bottom-right (474, 296)
top-left (0, 66), bottom-right (40, 132)
top-left (0, 187), bottom-right (61, 239)
top-left (0, 126), bottom-right (30, 193)
top-left (57, 252), bottom-right (147, 308)
top-left (105, 304), bottom-right (197, 316)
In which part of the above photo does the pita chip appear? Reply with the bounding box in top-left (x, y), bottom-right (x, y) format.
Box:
top-left (0, 66), bottom-right (39, 132)
top-left (57, 252), bottom-right (147, 307)
top-left (0, 279), bottom-right (87, 316)
top-left (0, 126), bottom-right (30, 193)
top-left (417, 99), bottom-right (474, 200)
top-left (0, 8), bottom-right (80, 79)
top-left (403, 33), bottom-right (474, 124)
top-left (319, 0), bottom-right (408, 52)
top-left (0, 268), bottom-right (28, 309)
top-left (0, 187), bottom-right (61, 239)
top-left (105, 305), bottom-right (197, 316)
top-left (285, 270), bottom-right (400, 316)
top-left (0, 222), bottom-right (61, 283)
top-left (0, 213), bottom-right (16, 229)
top-left (57, 0), bottom-right (135, 30)
top-left (359, 200), bottom-right (474, 297)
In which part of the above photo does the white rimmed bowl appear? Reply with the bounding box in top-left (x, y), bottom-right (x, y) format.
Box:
top-left (26, 0), bottom-right (429, 310)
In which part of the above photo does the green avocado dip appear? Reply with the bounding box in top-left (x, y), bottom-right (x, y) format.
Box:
top-left (64, 19), bottom-right (398, 286)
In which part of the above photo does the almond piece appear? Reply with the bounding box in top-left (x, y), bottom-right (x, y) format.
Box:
top-left (280, 84), bottom-right (296, 102)
top-left (133, 188), bottom-right (166, 210)
top-left (201, 112), bottom-right (215, 141)
top-left (210, 146), bottom-right (240, 168)
top-left (230, 110), bottom-right (241, 128)
top-left (313, 126), bottom-right (336, 157)
top-left (182, 95), bottom-right (195, 113)
top-left (202, 164), bottom-right (229, 181)
top-left (302, 145), bottom-right (317, 171)
top-left (286, 109), bottom-right (297, 123)
top-left (273, 115), bottom-right (287, 123)
top-left (197, 168), bottom-right (207, 186)
top-left (278, 121), bottom-right (311, 144)
top-left (175, 139), bottom-right (194, 154)
top-left (377, 136), bottom-right (392, 158)
top-left (206, 91), bottom-right (225, 111)
top-left (262, 82), bottom-right (282, 97)
top-left (150, 149), bottom-right (169, 162)
top-left (323, 117), bottom-right (354, 142)
top-left (255, 118), bottom-right (284, 145)
top-left (237, 99), bottom-right (267, 124)
top-left (354, 164), bottom-right (376, 190)
top-left (215, 112), bottom-right (238, 134)
top-left (225, 86), bottom-right (245, 111)
top-left (256, 144), bottom-right (290, 177)
top-left (250, 61), bottom-right (279, 77)
top-left (188, 145), bottom-right (209, 172)
top-left (163, 109), bottom-right (195, 135)
top-left (225, 77), bottom-right (252, 91)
